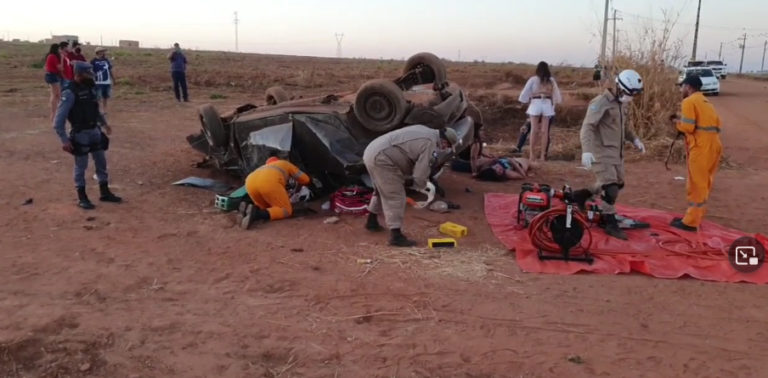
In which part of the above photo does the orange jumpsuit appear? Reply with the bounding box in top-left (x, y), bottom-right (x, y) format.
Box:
top-left (676, 92), bottom-right (722, 228)
top-left (244, 159), bottom-right (310, 221)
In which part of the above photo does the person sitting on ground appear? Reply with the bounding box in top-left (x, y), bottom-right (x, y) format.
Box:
top-left (239, 152), bottom-right (312, 230)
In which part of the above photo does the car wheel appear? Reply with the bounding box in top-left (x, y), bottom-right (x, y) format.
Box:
top-left (198, 104), bottom-right (227, 148)
top-left (265, 86), bottom-right (289, 105)
top-left (403, 52), bottom-right (447, 88)
top-left (354, 79), bottom-right (408, 133)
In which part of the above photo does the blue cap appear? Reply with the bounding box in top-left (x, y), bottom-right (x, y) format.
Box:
top-left (73, 61), bottom-right (93, 75)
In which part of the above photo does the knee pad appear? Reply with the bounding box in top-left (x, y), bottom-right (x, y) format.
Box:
top-left (601, 183), bottom-right (620, 205)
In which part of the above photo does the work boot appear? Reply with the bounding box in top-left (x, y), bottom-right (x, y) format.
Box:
top-left (389, 228), bottom-right (417, 247)
top-left (571, 189), bottom-right (593, 211)
top-left (602, 213), bottom-right (628, 240)
top-left (76, 186), bottom-right (95, 210)
top-left (99, 183), bottom-right (122, 203)
top-left (670, 217), bottom-right (697, 232)
top-left (365, 213), bottom-right (384, 232)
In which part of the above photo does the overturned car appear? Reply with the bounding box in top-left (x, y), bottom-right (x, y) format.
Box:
top-left (187, 52), bottom-right (479, 191)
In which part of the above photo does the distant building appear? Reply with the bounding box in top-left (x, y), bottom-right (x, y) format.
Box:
top-left (41, 35), bottom-right (79, 45)
top-left (119, 40), bottom-right (139, 48)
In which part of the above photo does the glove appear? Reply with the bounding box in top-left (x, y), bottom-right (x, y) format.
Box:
top-left (581, 152), bottom-right (595, 169)
top-left (633, 138), bottom-right (646, 153)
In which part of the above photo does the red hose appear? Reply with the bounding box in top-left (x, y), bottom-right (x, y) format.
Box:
top-left (528, 206), bottom-right (593, 255)
top-left (527, 206), bottom-right (726, 260)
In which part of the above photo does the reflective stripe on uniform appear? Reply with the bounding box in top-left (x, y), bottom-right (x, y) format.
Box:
top-left (282, 208), bottom-right (290, 218)
top-left (688, 201), bottom-right (707, 208)
top-left (681, 117), bottom-right (696, 125)
top-left (292, 171), bottom-right (306, 180)
top-left (695, 126), bottom-right (720, 133)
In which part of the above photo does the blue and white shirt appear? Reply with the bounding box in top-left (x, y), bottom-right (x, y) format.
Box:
top-left (91, 57), bottom-right (113, 85)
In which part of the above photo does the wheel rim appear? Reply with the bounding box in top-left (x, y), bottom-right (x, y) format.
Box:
top-left (364, 94), bottom-right (395, 123)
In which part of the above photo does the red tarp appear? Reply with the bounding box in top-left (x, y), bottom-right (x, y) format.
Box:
top-left (485, 193), bottom-right (768, 284)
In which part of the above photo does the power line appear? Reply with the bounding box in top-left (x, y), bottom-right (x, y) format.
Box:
top-left (621, 11), bottom-right (768, 32)
top-left (335, 32), bottom-right (344, 58)
top-left (233, 11), bottom-right (239, 52)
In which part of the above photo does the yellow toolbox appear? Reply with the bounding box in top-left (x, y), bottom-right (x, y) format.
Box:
top-left (439, 222), bottom-right (468, 238)
top-left (428, 238), bottom-right (457, 249)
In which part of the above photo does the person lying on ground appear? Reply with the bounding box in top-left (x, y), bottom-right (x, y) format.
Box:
top-left (239, 153), bottom-right (313, 230)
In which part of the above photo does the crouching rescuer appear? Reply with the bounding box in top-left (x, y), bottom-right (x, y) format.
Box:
top-left (670, 76), bottom-right (722, 232)
top-left (363, 125), bottom-right (459, 247)
top-left (572, 69), bottom-right (646, 240)
top-left (239, 155), bottom-right (312, 229)
top-left (53, 61), bottom-right (122, 209)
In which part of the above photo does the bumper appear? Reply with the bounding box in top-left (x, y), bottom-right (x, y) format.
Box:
top-left (701, 86), bottom-right (719, 94)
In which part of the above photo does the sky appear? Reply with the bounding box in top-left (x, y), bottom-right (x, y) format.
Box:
top-left (2, 0), bottom-right (767, 72)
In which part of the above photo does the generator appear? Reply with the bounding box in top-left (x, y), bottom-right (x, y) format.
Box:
top-left (516, 183), bottom-right (554, 227)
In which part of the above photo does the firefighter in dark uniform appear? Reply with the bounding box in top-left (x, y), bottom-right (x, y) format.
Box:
top-left (53, 61), bottom-right (122, 209)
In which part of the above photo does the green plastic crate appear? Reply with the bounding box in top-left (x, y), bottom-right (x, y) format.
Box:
top-left (214, 186), bottom-right (249, 212)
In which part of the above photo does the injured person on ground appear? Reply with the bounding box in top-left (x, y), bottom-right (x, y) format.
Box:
top-left (451, 133), bottom-right (532, 181)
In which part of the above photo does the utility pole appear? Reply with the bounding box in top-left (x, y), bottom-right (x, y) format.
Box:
top-left (718, 42), bottom-right (723, 60)
top-left (691, 0), bottom-right (702, 60)
top-left (739, 33), bottom-right (747, 74)
top-left (611, 9), bottom-right (622, 64)
top-left (599, 0), bottom-right (610, 66)
top-left (233, 11), bottom-right (239, 52)
top-left (762, 40), bottom-right (767, 72)
top-left (335, 33), bottom-right (344, 58)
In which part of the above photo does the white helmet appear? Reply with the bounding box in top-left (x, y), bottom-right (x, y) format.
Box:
top-left (616, 69), bottom-right (643, 96)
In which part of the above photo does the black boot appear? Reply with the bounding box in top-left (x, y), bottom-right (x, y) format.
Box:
top-left (571, 189), bottom-right (593, 211)
top-left (670, 217), bottom-right (697, 232)
top-left (602, 213), bottom-right (628, 240)
top-left (99, 183), bottom-right (122, 203)
top-left (389, 228), bottom-right (417, 247)
top-left (365, 213), bottom-right (384, 232)
top-left (77, 186), bottom-right (95, 210)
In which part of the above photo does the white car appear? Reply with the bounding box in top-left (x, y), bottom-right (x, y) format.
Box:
top-left (678, 67), bottom-right (720, 96)
top-left (705, 60), bottom-right (727, 79)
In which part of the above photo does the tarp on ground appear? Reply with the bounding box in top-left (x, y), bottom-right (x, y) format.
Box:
top-left (485, 192), bottom-right (768, 284)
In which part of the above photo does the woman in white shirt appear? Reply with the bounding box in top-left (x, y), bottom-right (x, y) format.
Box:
top-left (518, 61), bottom-right (562, 162)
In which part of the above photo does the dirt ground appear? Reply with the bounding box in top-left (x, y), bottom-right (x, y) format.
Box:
top-left (1, 59), bottom-right (768, 378)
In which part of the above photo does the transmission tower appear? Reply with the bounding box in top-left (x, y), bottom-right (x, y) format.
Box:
top-left (335, 33), bottom-right (344, 58)
top-left (234, 11), bottom-right (239, 52)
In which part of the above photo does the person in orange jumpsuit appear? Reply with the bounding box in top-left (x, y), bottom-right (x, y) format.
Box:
top-left (670, 76), bottom-right (722, 231)
top-left (239, 155), bottom-right (311, 229)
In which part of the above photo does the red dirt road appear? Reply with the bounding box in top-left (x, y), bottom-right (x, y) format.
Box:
top-left (1, 77), bottom-right (767, 377)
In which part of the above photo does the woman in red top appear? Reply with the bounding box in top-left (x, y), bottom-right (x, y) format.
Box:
top-left (44, 43), bottom-right (62, 121)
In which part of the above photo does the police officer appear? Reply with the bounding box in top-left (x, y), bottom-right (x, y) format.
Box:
top-left (53, 61), bottom-right (122, 209)
top-left (573, 69), bottom-right (646, 240)
top-left (363, 125), bottom-right (458, 247)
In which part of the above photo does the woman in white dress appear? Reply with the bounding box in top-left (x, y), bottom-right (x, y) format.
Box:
top-left (518, 61), bottom-right (562, 162)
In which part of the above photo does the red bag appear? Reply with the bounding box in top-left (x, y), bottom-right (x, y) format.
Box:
top-left (330, 186), bottom-right (373, 215)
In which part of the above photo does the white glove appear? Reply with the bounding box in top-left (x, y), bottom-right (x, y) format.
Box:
top-left (413, 181), bottom-right (436, 209)
top-left (581, 152), bottom-right (596, 169)
top-left (633, 138), bottom-right (646, 153)
top-left (311, 177), bottom-right (323, 189)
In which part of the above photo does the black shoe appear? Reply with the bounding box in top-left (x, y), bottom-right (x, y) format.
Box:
top-left (602, 214), bottom-right (628, 240)
top-left (99, 183), bottom-right (122, 203)
top-left (76, 186), bottom-right (95, 210)
top-left (571, 189), bottom-right (593, 211)
top-left (365, 213), bottom-right (384, 232)
top-left (670, 218), bottom-right (697, 232)
top-left (389, 229), bottom-right (417, 247)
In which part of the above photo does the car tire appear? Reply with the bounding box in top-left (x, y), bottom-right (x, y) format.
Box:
top-left (198, 104), bottom-right (227, 148)
top-left (403, 52), bottom-right (447, 88)
top-left (354, 79), bottom-right (408, 133)
top-left (265, 86), bottom-right (289, 105)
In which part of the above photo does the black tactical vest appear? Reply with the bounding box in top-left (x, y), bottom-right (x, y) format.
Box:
top-left (67, 83), bottom-right (100, 131)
